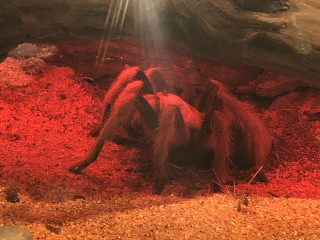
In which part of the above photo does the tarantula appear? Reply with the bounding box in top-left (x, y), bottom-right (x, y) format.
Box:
top-left (69, 66), bottom-right (272, 194)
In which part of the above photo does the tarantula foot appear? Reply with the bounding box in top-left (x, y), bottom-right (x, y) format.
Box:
top-left (89, 126), bottom-right (102, 137)
top-left (212, 181), bottom-right (223, 193)
top-left (152, 176), bottom-right (167, 194)
top-left (256, 171), bottom-right (269, 183)
top-left (68, 162), bottom-right (86, 174)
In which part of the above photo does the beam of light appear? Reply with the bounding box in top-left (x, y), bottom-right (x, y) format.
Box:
top-left (144, 0), bottom-right (164, 51)
top-left (115, 0), bottom-right (124, 30)
top-left (119, 0), bottom-right (130, 31)
top-left (101, 0), bottom-right (120, 62)
top-left (132, 0), bottom-right (165, 58)
top-left (96, 0), bottom-right (115, 64)
top-left (96, 0), bottom-right (166, 65)
top-left (96, 0), bottom-right (131, 65)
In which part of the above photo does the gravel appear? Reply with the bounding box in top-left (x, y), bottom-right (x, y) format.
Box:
top-left (1, 188), bottom-right (319, 240)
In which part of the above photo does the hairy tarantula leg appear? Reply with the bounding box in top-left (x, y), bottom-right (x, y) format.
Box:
top-left (203, 111), bottom-right (233, 190)
top-left (90, 103), bottom-right (111, 137)
top-left (90, 66), bottom-right (154, 137)
top-left (90, 67), bottom-right (140, 136)
top-left (69, 82), bottom-right (158, 174)
top-left (152, 105), bottom-right (188, 194)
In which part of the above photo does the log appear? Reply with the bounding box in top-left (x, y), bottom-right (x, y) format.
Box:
top-left (1, 0), bottom-right (320, 86)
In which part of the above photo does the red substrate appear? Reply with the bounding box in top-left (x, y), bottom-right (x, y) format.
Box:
top-left (0, 44), bottom-right (319, 201)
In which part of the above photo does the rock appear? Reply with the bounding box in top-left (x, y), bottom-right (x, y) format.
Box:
top-left (0, 57), bottom-right (46, 87)
top-left (0, 226), bottom-right (33, 240)
top-left (236, 71), bottom-right (308, 97)
top-left (8, 43), bottom-right (42, 59)
top-left (230, 0), bottom-right (290, 13)
top-left (8, 43), bottom-right (59, 62)
top-left (0, 42), bottom-right (57, 87)
top-left (4, 186), bottom-right (20, 203)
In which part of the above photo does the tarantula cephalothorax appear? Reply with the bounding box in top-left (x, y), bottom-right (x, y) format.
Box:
top-left (69, 66), bottom-right (272, 194)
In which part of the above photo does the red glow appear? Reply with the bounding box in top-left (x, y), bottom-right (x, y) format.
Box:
top-left (0, 42), bottom-right (319, 201)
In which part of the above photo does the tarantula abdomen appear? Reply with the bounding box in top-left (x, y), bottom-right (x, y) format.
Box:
top-left (196, 79), bottom-right (273, 183)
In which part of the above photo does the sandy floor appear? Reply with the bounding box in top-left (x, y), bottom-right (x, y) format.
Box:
top-left (1, 187), bottom-right (319, 240)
